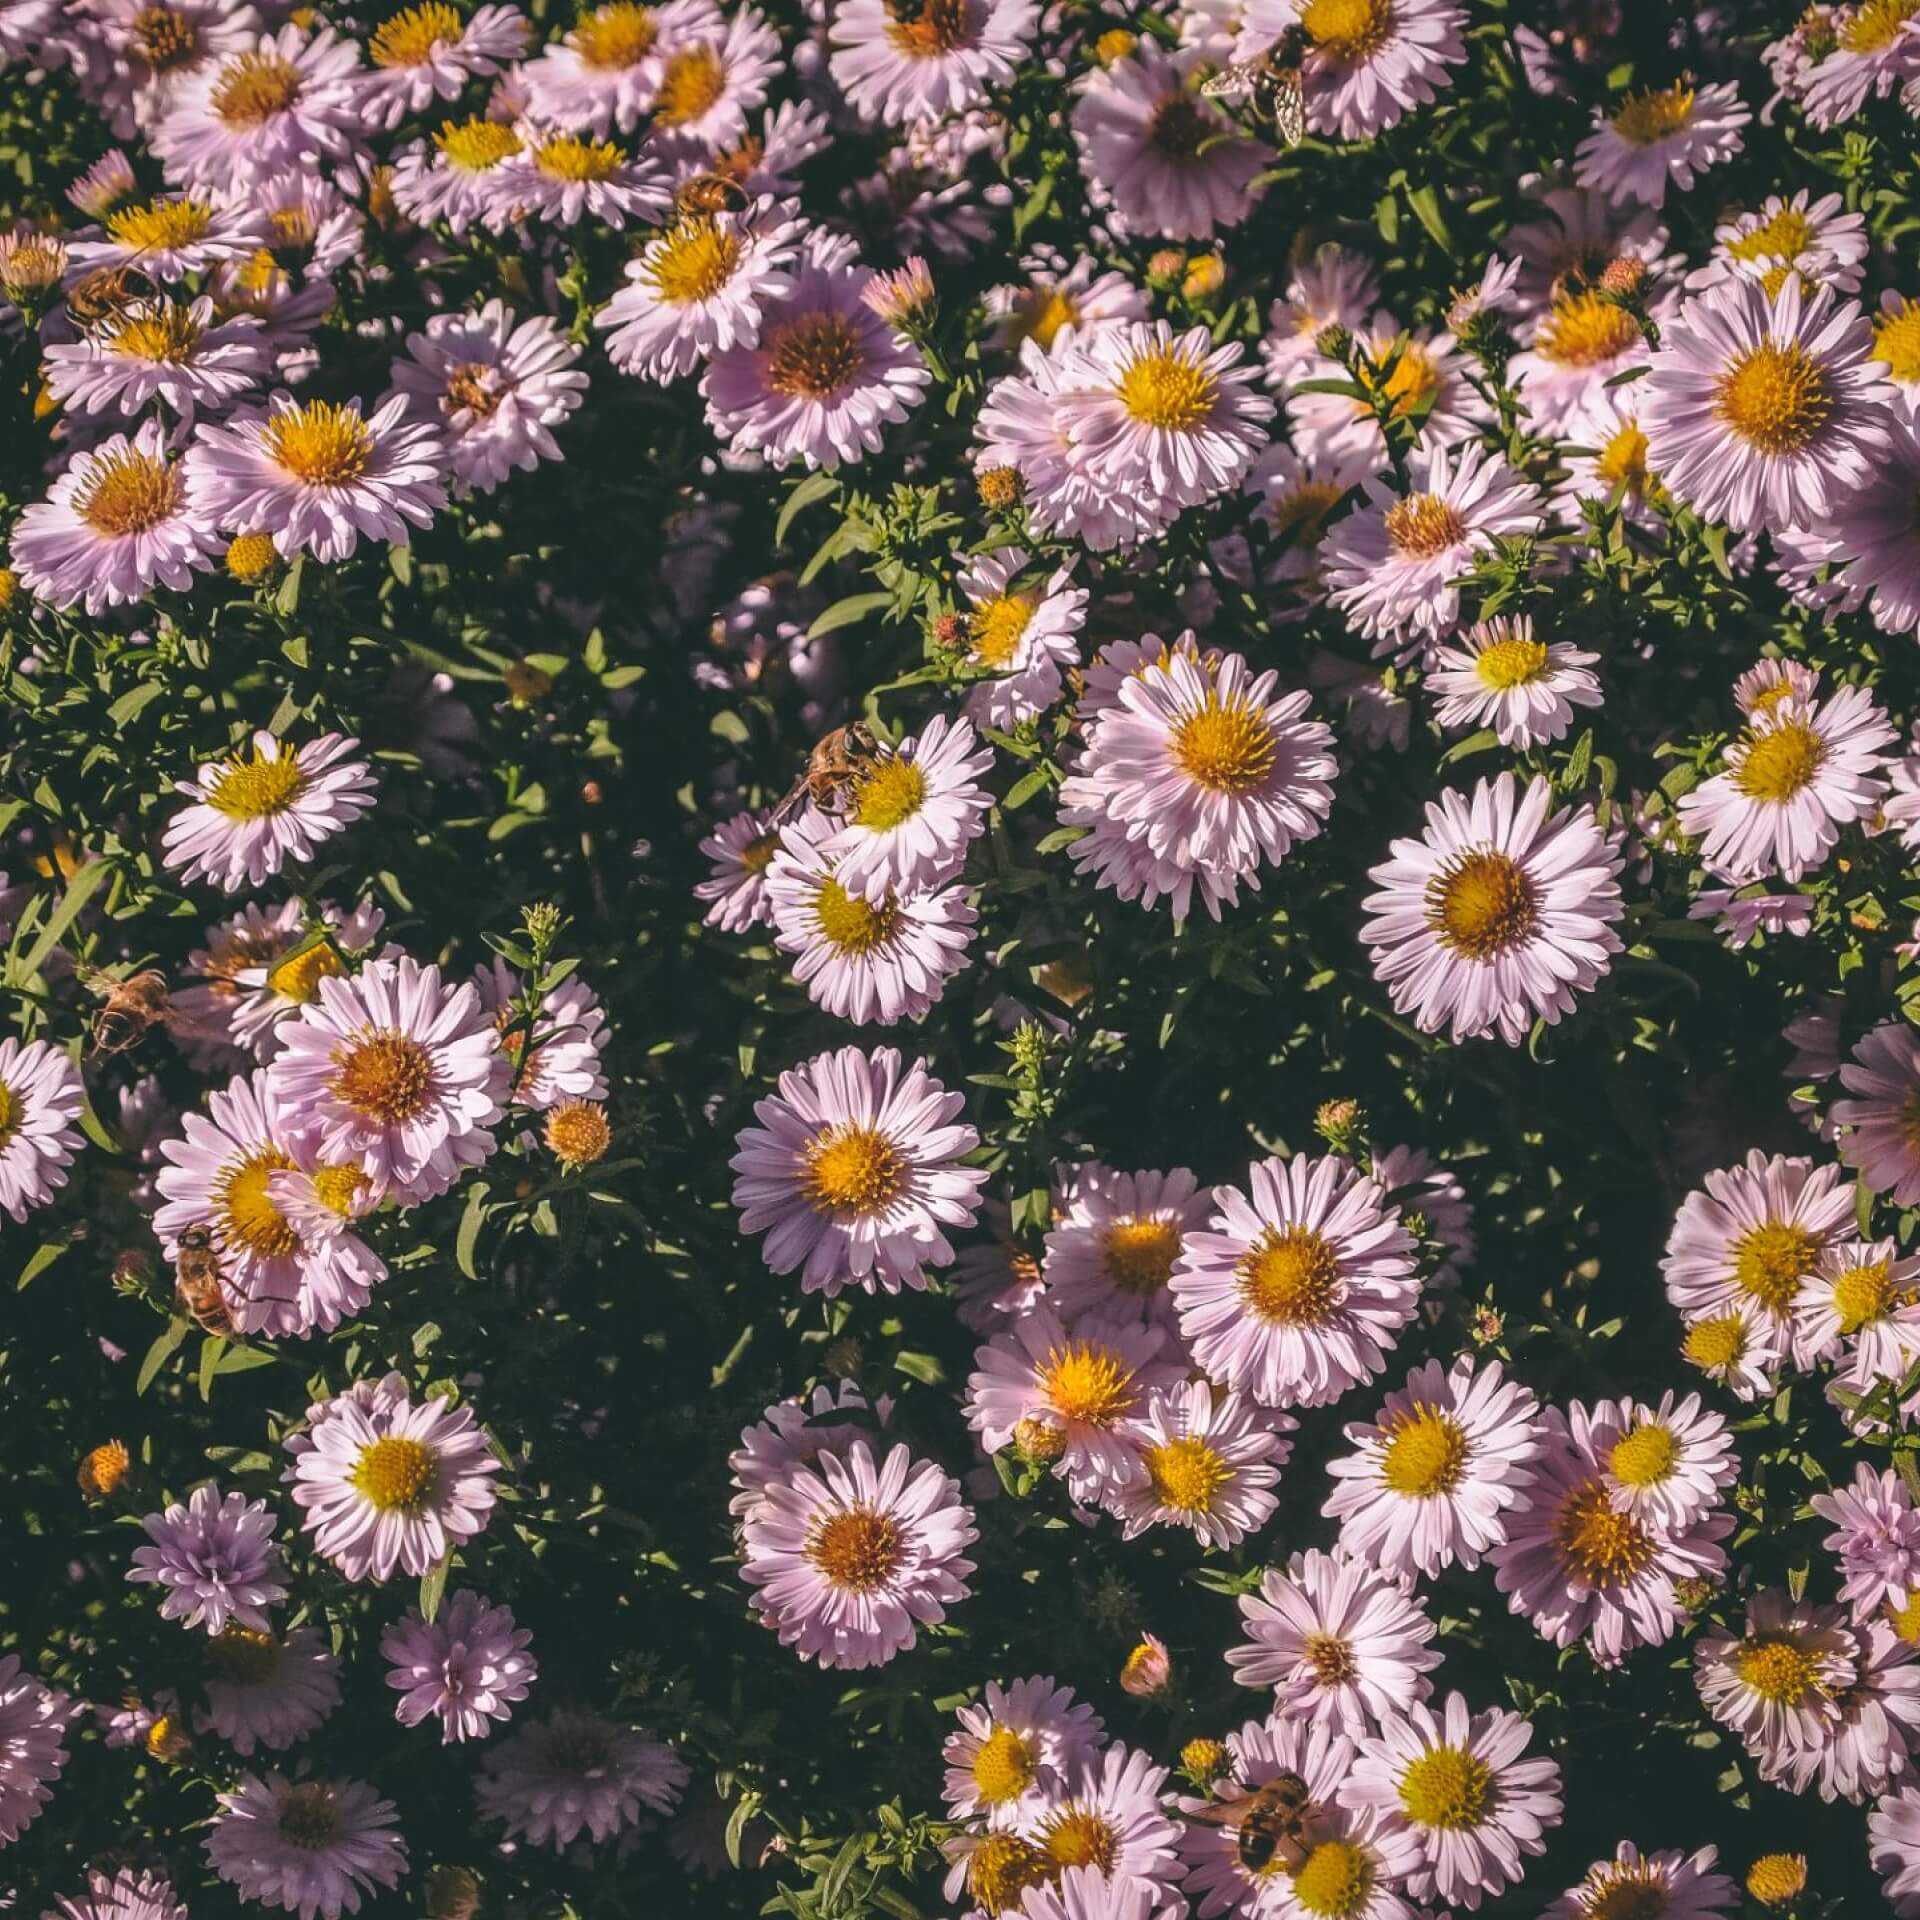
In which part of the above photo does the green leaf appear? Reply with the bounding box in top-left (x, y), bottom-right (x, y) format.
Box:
top-left (1561, 728), bottom-right (1594, 792)
top-left (137, 1317), bottom-right (190, 1395)
top-left (419, 1553), bottom-right (450, 1625)
top-left (15, 1239), bottom-right (68, 1290)
top-left (106, 682), bottom-right (164, 728)
top-left (456, 1180), bottom-right (492, 1279)
top-left (1405, 182), bottom-right (1454, 253)
top-left (273, 554), bottom-right (305, 615)
top-left (1439, 727), bottom-right (1500, 767)
top-left (198, 1334), bottom-right (229, 1401)
top-left (8, 857), bottom-right (114, 989)
top-left (807, 591), bottom-right (894, 641)
top-left (724, 1790), bottom-right (763, 1869)
top-left (776, 471), bottom-right (840, 548)
top-left (893, 1350), bottom-right (945, 1385)
top-left (1002, 766), bottom-right (1052, 810)
top-left (821, 1831), bottom-right (867, 1913)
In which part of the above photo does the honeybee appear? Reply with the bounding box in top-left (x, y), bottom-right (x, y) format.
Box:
top-left (1181, 1772), bottom-right (1315, 1875)
top-left (172, 1226), bottom-right (233, 1337)
top-left (1202, 24), bottom-right (1310, 147)
top-left (769, 722), bottom-right (880, 825)
top-left (64, 263), bottom-right (159, 338)
top-left (81, 966), bottom-right (174, 1058)
top-left (673, 171), bottom-right (751, 220)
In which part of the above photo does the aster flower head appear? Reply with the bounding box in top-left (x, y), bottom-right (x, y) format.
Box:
top-left (0, 1654), bottom-right (76, 1846)
top-left (987, 254), bottom-right (1149, 355)
top-left (1690, 189), bottom-right (1869, 297)
top-left (1288, 315), bottom-right (1489, 467)
top-left (941, 1674), bottom-right (1105, 1828)
top-left (1574, 78), bottom-right (1750, 207)
top-left (1681, 1299), bottom-right (1791, 1403)
top-left (477, 1708), bottom-right (688, 1846)
top-left (65, 149), bottom-right (139, 221)
top-left (1803, 0), bottom-right (1920, 128)
top-left (1425, 616), bottom-right (1603, 751)
top-left (1832, 1021), bottom-right (1920, 1205)
top-left (1170, 1152), bottom-right (1419, 1409)
top-left (1540, 1842), bottom-right (1739, 1920)
top-left (470, 956), bottom-right (609, 1112)
top-left (830, 0), bottom-right (1037, 125)
top-left (1693, 1588), bottom-right (1856, 1761)
top-left (389, 116), bottom-right (528, 235)
top-left (695, 806), bottom-right (781, 931)
top-left (128, 1484), bottom-right (287, 1635)
top-left (519, 0), bottom-right (725, 135)
top-left (1018, 1741), bottom-right (1184, 1906)
top-left (44, 293), bottom-right (269, 422)
top-left (67, 190), bottom-right (267, 281)
top-left (1360, 773), bottom-right (1626, 1046)
top-left (1875, 1781), bottom-right (1920, 1917)
top-left (1509, 275), bottom-right (1660, 433)
top-left (1108, 1378), bottom-right (1292, 1548)
top-left (1260, 244), bottom-right (1380, 388)
top-left (501, 122), bottom-right (671, 229)
top-left (1805, 1239), bottom-right (1920, 1406)
top-left (729, 1043), bottom-right (987, 1295)
top-left (957, 547), bottom-right (1088, 731)
top-left (197, 1622), bottom-right (342, 1756)
top-left (205, 1772), bottom-right (406, 1920)
top-left (381, 1589), bottom-right (537, 1743)
top-left (1589, 1390), bottom-right (1737, 1532)
top-left (0, 1036), bottom-right (84, 1224)
top-left (1235, 0), bottom-right (1466, 141)
top-left (1823, 434), bottom-right (1920, 638)
top-left (823, 715), bottom-right (994, 903)
top-left (42, 1868), bottom-right (190, 1920)
top-left (355, 2), bottom-right (529, 128)
top-left (1812, 1464), bottom-right (1920, 1622)
top-left (1044, 1163), bottom-right (1211, 1326)
top-left (729, 1383), bottom-right (893, 1522)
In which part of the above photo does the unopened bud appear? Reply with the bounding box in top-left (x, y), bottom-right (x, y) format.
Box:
top-left (224, 532), bottom-right (279, 583)
top-left (1119, 1634), bottom-right (1171, 1698)
top-left (545, 1100), bottom-right (611, 1169)
top-left (1012, 1416), bottom-right (1066, 1466)
top-left (1672, 1575), bottom-right (1718, 1615)
top-left (823, 1338), bottom-right (863, 1380)
top-left (426, 1866), bottom-right (483, 1920)
top-left (1180, 1737), bottom-right (1227, 1782)
top-left (112, 1248), bottom-right (154, 1297)
top-left (78, 1440), bottom-right (132, 1499)
top-left (932, 612), bottom-right (968, 651)
top-left (1596, 256), bottom-right (1648, 298)
top-left (521, 902), bottom-right (564, 946)
top-left (1744, 1855), bottom-right (1807, 1910)
top-left (977, 466), bottom-right (1021, 511)
top-left (1470, 1304), bottom-right (1505, 1346)
top-left (1313, 1098), bottom-right (1364, 1151)
top-left (1182, 253), bottom-right (1226, 299)
top-left (1093, 27), bottom-right (1136, 64)
top-left (861, 255), bottom-right (935, 327)
top-left (1313, 322), bottom-right (1352, 362)
top-left (1146, 248), bottom-right (1185, 284)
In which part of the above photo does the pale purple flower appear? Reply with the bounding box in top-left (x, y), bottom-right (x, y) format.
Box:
top-left (1233, 0), bottom-right (1466, 140)
top-left (1834, 1021), bottom-right (1920, 1204)
top-left (0, 1654), bottom-right (77, 1846)
top-left (518, 0), bottom-right (725, 135)
top-left (66, 191), bottom-right (266, 282)
top-left (1813, 1464), bottom-right (1920, 1622)
top-left (387, 117), bottom-right (527, 236)
top-left (941, 1673), bottom-right (1103, 1828)
top-left (355, 2), bottom-right (528, 127)
top-left (1573, 79), bottom-right (1749, 207)
top-left (381, 1590), bottom-right (537, 1743)
top-left (1425, 616), bottom-right (1602, 750)
top-left (825, 715), bottom-right (994, 902)
top-left (476, 1707), bottom-right (688, 1847)
top-left (128, 1484), bottom-right (287, 1635)
top-left (42, 1867), bottom-right (189, 1920)
top-left (1590, 1390), bottom-right (1737, 1533)
top-left (502, 124), bottom-right (671, 229)
top-left (1043, 1163), bottom-right (1210, 1326)
top-left (829, 0), bottom-right (1035, 123)
top-left (205, 1772), bottom-right (406, 1920)
top-left (727, 1379), bottom-right (892, 1519)
top-left (1693, 1589), bottom-right (1856, 1763)
top-left (198, 1623), bottom-right (342, 1755)
top-left (1108, 1378), bottom-right (1291, 1548)
top-left (44, 295), bottom-right (268, 421)
top-left (1540, 1843), bottom-right (1737, 1920)
top-left (471, 957), bottom-right (609, 1111)
top-left (695, 807), bottom-right (780, 931)
top-left (0, 1036), bottom-right (84, 1224)
top-left (957, 546), bottom-right (1088, 731)
top-left (1018, 1743), bottom-right (1185, 1907)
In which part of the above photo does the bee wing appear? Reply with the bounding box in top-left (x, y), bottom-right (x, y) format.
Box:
top-left (766, 781), bottom-right (812, 827)
top-left (1274, 74), bottom-right (1307, 147)
top-left (1200, 57), bottom-right (1266, 98)
top-left (1179, 1801), bottom-right (1250, 1829)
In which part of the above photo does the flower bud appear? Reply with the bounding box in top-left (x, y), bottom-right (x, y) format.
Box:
top-left (1119, 1633), bottom-right (1171, 1698)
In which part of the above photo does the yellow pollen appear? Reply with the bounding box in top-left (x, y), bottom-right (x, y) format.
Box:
top-left (443, 362), bottom-right (503, 418)
top-left (1684, 1313), bottom-right (1748, 1371)
top-left (574, 2), bottom-right (656, 67)
top-left (1874, 305), bottom-right (1920, 386)
top-left (1731, 1219), bottom-right (1821, 1315)
top-left (351, 1434), bottom-right (437, 1512)
top-left (75, 449), bottom-right (179, 537)
top-left (226, 532), bottom-right (278, 583)
top-left (1101, 1217), bottom-right (1183, 1295)
top-left (740, 833), bottom-right (778, 875)
top-left (1715, 343), bottom-right (1833, 455)
top-left (206, 747), bottom-right (306, 820)
top-left (1397, 1744), bottom-right (1492, 1830)
top-left (1728, 206), bottom-right (1815, 265)
top-left (764, 311), bottom-right (867, 401)
top-left (1299, 0), bottom-right (1393, 61)
top-left (1474, 634), bottom-right (1549, 689)
top-left (647, 219), bottom-right (741, 304)
top-left (971, 1727), bottom-right (1036, 1805)
top-left (534, 135), bottom-right (626, 181)
top-left (277, 1783), bottom-right (343, 1850)
top-left (1304, 1632), bottom-right (1356, 1686)
top-left (1040, 1340), bottom-right (1138, 1427)
top-left (1538, 289), bottom-right (1643, 368)
top-left (1117, 346), bottom-right (1217, 430)
top-left (1182, 1736), bottom-right (1228, 1778)
top-left (436, 117), bottom-right (523, 170)
top-left (331, 1031), bottom-right (435, 1126)
top-left (886, 0), bottom-right (973, 55)
top-left (1291, 1838), bottom-right (1377, 1919)
top-left (1596, 418), bottom-right (1651, 494)
top-left (1745, 1855), bottom-right (1809, 1908)
top-left (207, 1625), bottom-right (282, 1686)
top-left (77, 1440), bottom-right (132, 1498)
top-left (804, 1123), bottom-right (906, 1216)
top-left (1611, 84), bottom-right (1696, 145)
top-left (1731, 715), bottom-right (1825, 804)
top-left (1380, 1405), bottom-right (1470, 1497)
top-left (1608, 1422), bottom-right (1678, 1488)
top-left (1888, 1591), bottom-right (1920, 1642)
top-left (1833, 1260), bottom-right (1899, 1333)
top-left (1579, 1862), bottom-right (1672, 1920)
top-left (654, 43), bottom-right (727, 125)
top-left (219, 1147), bottom-right (299, 1257)
top-left (266, 941), bottom-right (345, 1002)
top-left (1841, 0), bottom-right (1920, 53)
top-left (105, 301), bottom-right (204, 362)
top-left (263, 204), bottom-right (318, 253)
top-left (370, 3), bottom-right (462, 67)
top-left (1554, 1477), bottom-right (1656, 1586)
top-left (812, 877), bottom-right (899, 955)
top-left (1039, 1807), bottom-right (1118, 1874)
top-left (133, 7), bottom-right (198, 69)
top-left (966, 1834), bottom-right (1048, 1916)
top-left (546, 1100), bottom-right (612, 1168)
top-left (1017, 287), bottom-right (1080, 351)
top-left (211, 51), bottom-right (302, 129)
top-left (0, 1081), bottom-right (17, 1153)
top-left (1238, 1224), bottom-right (1341, 1325)
top-left (311, 1164), bottom-right (367, 1216)
top-left (968, 593), bottom-right (1035, 668)
top-left (807, 1506), bottom-right (902, 1591)
top-left (1384, 492), bottom-right (1465, 558)
top-left (1147, 93), bottom-right (1213, 160)
top-left (1269, 479), bottom-right (1345, 543)
top-left (851, 757), bottom-right (927, 831)
top-left (1172, 694), bottom-right (1277, 794)
top-left (1144, 1434), bottom-right (1230, 1512)
top-left (144, 1712), bottom-right (189, 1761)
top-left (108, 196), bottom-right (216, 252)
top-left (1427, 848), bottom-right (1538, 959)
top-left (1737, 1636), bottom-right (1823, 1704)
top-left (265, 400), bottom-right (373, 486)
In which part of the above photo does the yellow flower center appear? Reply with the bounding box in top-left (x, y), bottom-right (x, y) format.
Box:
top-left (739, 833), bottom-right (778, 875)
top-left (534, 135), bottom-right (626, 181)
top-left (1731, 715), bottom-right (1827, 805)
top-left (1474, 633), bottom-right (1549, 689)
top-left (266, 941), bottom-right (345, 1003)
top-left (311, 1164), bottom-right (367, 1215)
top-left (1745, 1855), bottom-right (1808, 1908)
top-left (1384, 492), bottom-right (1466, 559)
top-left (105, 303), bottom-right (204, 363)
top-left (1016, 287), bottom-right (1079, 351)
top-left (1039, 1807), bottom-right (1118, 1874)
top-left (574, 2), bottom-right (656, 67)
top-left (1305, 1632), bottom-right (1356, 1686)
top-left (1380, 1405), bottom-right (1470, 1497)
top-left (971, 1727), bottom-right (1036, 1805)
top-left (1715, 343), bottom-right (1833, 455)
top-left (107, 197), bottom-right (214, 251)
top-left (1608, 1422), bottom-right (1678, 1488)
top-left (1737, 1636), bottom-right (1822, 1704)
top-left (1397, 1744), bottom-right (1491, 1830)
top-left (1833, 1260), bottom-right (1899, 1333)
top-left (278, 1782), bottom-right (343, 1851)
top-left (442, 362), bottom-right (503, 419)
top-left (646, 218), bottom-right (741, 304)
top-left (219, 1147), bottom-right (299, 1257)
top-left (1595, 419), bottom-right (1651, 494)
top-left (1579, 1862), bottom-right (1672, 1920)
top-left (1538, 289), bottom-right (1644, 368)
top-left (1554, 1477), bottom-right (1656, 1586)
top-left (78, 1440), bottom-right (131, 1498)
top-left (75, 448), bottom-right (179, 537)
top-left (1841, 0), bottom-right (1920, 53)
top-left (1683, 1312), bottom-right (1748, 1371)
top-left (265, 400), bottom-right (373, 487)
top-left (1291, 1839), bottom-right (1378, 1920)
top-left (370, 3), bottom-right (461, 67)
top-left (967, 1835), bottom-right (1047, 1916)
top-left (1427, 848), bottom-right (1538, 959)
top-left (211, 51), bottom-right (303, 129)
top-left (1728, 206), bottom-right (1814, 265)
top-left (1040, 1340), bottom-right (1137, 1427)
top-left (1611, 84), bottom-right (1696, 145)
top-left (804, 1123), bottom-right (906, 1216)
top-left (807, 1506), bottom-right (902, 1591)
top-left (1732, 1219), bottom-right (1821, 1315)
top-left (1116, 347), bottom-right (1217, 430)
top-left (1238, 1224), bottom-right (1341, 1325)
top-left (764, 311), bottom-right (867, 401)
top-left (1171, 694), bottom-right (1277, 794)
top-left (331, 1031), bottom-right (435, 1125)
top-left (546, 1100), bottom-right (612, 1168)
top-left (851, 758), bottom-right (927, 831)
top-left (206, 746), bottom-right (305, 819)
top-left (207, 1625), bottom-right (282, 1686)
top-left (886, 0), bottom-right (974, 56)
top-left (1874, 305), bottom-right (1920, 386)
top-left (968, 593), bottom-right (1035, 668)
top-left (267, 206), bottom-right (317, 256)
top-left (0, 1081), bottom-right (17, 1153)
top-left (1181, 1736), bottom-right (1227, 1778)
top-left (1144, 1434), bottom-right (1231, 1512)
top-left (811, 878), bottom-right (899, 955)
top-left (1269, 478), bottom-right (1345, 543)
top-left (1888, 1591), bottom-right (1920, 1642)
top-left (654, 43), bottom-right (727, 125)
top-left (1101, 1217), bottom-right (1183, 1295)
top-left (351, 1434), bottom-right (437, 1512)
top-left (133, 7), bottom-right (198, 69)
top-left (436, 117), bottom-right (523, 171)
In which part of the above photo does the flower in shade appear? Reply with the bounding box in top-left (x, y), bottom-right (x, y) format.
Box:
top-left (471, 958), bottom-right (609, 1112)
top-left (1824, 436), bottom-right (1920, 637)
top-left (386, 300), bottom-right (587, 497)
top-left (1261, 244), bottom-right (1380, 388)
top-left (1801, 1239), bottom-right (1920, 1400)
top-left (1371, 1143), bottom-right (1476, 1287)
top-left (1812, 1465), bottom-right (1920, 1621)
top-left (184, 391), bottom-right (447, 563)
top-left (1680, 1301), bottom-right (1790, 1404)
top-left (354, 3), bottom-right (529, 127)
top-left (941, 1674), bottom-right (1105, 1829)
top-left (695, 807), bottom-right (781, 931)
top-left (380, 1590), bottom-right (537, 1744)
top-left (0, 1035), bottom-right (84, 1224)
top-left (1425, 617), bottom-right (1602, 751)
top-left (1119, 1634), bottom-right (1172, 1699)
top-left (0, 1654), bottom-right (77, 1845)
top-left (1226, 1546), bottom-right (1440, 1739)
top-left (1044, 1163), bottom-right (1210, 1326)
top-left (1573, 79), bottom-right (1750, 207)
top-left (703, 249), bottom-right (931, 470)
top-left (476, 1707), bottom-right (688, 1846)
top-left (42, 1868), bottom-right (190, 1920)
top-left (128, 1484), bottom-right (287, 1634)
top-left (986, 254), bottom-right (1150, 356)
top-left (1323, 445), bottom-right (1543, 646)
top-left (825, 715), bottom-right (994, 902)
top-left (1348, 1691), bottom-right (1563, 1910)
top-left (1287, 317), bottom-right (1490, 469)
top-left (520, 0), bottom-right (724, 134)
top-left (1540, 1842), bottom-right (1738, 1920)
top-left (264, 955), bottom-right (509, 1203)
top-left (44, 294), bottom-right (268, 421)
top-left (1234, 0), bottom-right (1466, 140)
top-left (1171, 1153), bottom-right (1418, 1410)
top-left (1108, 1379), bottom-right (1291, 1548)
top-left (1322, 1356), bottom-right (1541, 1579)
top-left (66, 150), bottom-right (138, 221)
top-left (10, 422), bottom-right (223, 613)
top-left (1590, 1390), bottom-right (1737, 1532)
top-left (197, 1624), bottom-right (342, 1756)
top-left (1833, 1021), bottom-right (1920, 1204)
top-left (1693, 1589), bottom-right (1856, 1759)
top-left (67, 191), bottom-right (266, 282)
top-left (388, 117), bottom-right (527, 236)
top-left (829, 0), bottom-right (1037, 124)
top-left (739, 1437), bottom-right (976, 1668)
top-left (287, 1380), bottom-right (500, 1583)
top-left (1507, 277), bottom-right (1661, 430)
top-left (1876, 1781), bottom-right (1920, 1916)
top-left (964, 1302), bottom-right (1182, 1503)
top-left (205, 1773), bottom-right (407, 1919)
top-left (1642, 275), bottom-right (1893, 534)
top-left (1361, 774), bottom-right (1625, 1045)
top-left (728, 1044), bottom-right (987, 1294)
top-left (1021, 1742), bottom-right (1184, 1906)
top-left (957, 547), bottom-right (1088, 731)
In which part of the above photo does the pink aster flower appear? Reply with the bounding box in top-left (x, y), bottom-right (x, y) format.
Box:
top-left (381, 1590), bottom-right (536, 1744)
top-left (0, 1036), bottom-right (84, 1224)
top-left (287, 1379), bottom-right (500, 1583)
top-left (477, 1708), bottom-right (689, 1846)
top-left (1876, 1781), bottom-right (1920, 1916)
top-left (957, 547), bottom-right (1088, 731)
top-left (387, 117), bottom-right (527, 236)
top-left (160, 730), bottom-right (375, 894)
top-left (66, 191), bottom-right (267, 282)
top-left (1044, 1163), bottom-right (1210, 1326)
top-left (986, 255), bottom-right (1149, 355)
top-left (941, 1674), bottom-right (1104, 1829)
top-left (728, 1380), bottom-right (892, 1519)
top-left (198, 1623), bottom-right (342, 1756)
top-left (1020, 1743), bottom-right (1185, 1907)
top-left (1813, 1464), bottom-right (1920, 1621)
top-left (44, 294), bottom-right (268, 421)
top-left (66, 150), bottom-right (138, 221)
top-left (1018, 1866), bottom-right (1169, 1920)
top-left (644, 6), bottom-right (782, 149)
top-left (355, 2), bottom-right (528, 127)
top-left (184, 391), bottom-right (447, 563)
top-left (1573, 79), bottom-right (1749, 207)
top-left (205, 1773), bottom-right (406, 1920)
top-left (128, 1483), bottom-right (287, 1635)
top-left (1371, 1143), bottom-right (1476, 1287)
top-left (1169, 1152), bottom-right (1419, 1410)
top-left (728, 1044), bottom-right (987, 1294)
top-left (0, 1655), bottom-right (75, 1846)
top-left (1540, 1842), bottom-right (1737, 1920)
top-left (1108, 1378), bottom-right (1291, 1548)
top-left (1226, 1546), bottom-right (1440, 1739)
top-left (824, 715), bottom-right (994, 902)
top-left (1322, 1356), bottom-right (1541, 1579)
top-left (1833, 1021), bottom-right (1920, 1204)
top-left (10, 422), bottom-right (223, 613)
top-left (471, 957), bottom-right (609, 1112)
top-left (1803, 6), bottom-right (1920, 128)
top-left (1234, 0), bottom-right (1466, 140)
top-left (740, 1437), bottom-right (976, 1669)
top-left (1261, 244), bottom-right (1380, 389)
top-left (1242, 440), bottom-right (1372, 610)
top-left (1693, 1589), bottom-right (1856, 1762)
top-left (1286, 316), bottom-right (1490, 468)
top-left (695, 807), bottom-right (780, 931)
top-left (518, 0), bottom-right (724, 135)
top-left (1689, 189), bottom-right (1869, 296)
top-left (43, 1868), bottom-right (190, 1920)
top-left (1360, 773), bottom-right (1625, 1045)
top-left (1425, 615), bottom-right (1603, 751)
top-left (1785, 1619), bottom-right (1920, 1803)
top-left (500, 124), bottom-right (671, 230)
top-left (1681, 1299), bottom-right (1791, 1404)
top-left (1823, 435), bottom-right (1920, 636)
top-left (1589, 1390), bottom-right (1737, 1533)
top-left (264, 954), bottom-right (509, 1203)
top-left (829, 0), bottom-right (1036, 125)
top-left (1803, 1239), bottom-right (1920, 1402)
